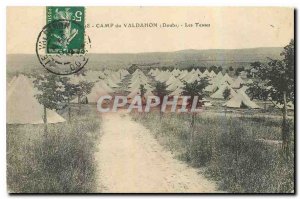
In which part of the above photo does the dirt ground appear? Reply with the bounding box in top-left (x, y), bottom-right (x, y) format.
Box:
top-left (94, 110), bottom-right (217, 193)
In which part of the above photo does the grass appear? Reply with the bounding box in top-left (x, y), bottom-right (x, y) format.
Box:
top-left (131, 110), bottom-right (294, 193)
top-left (7, 104), bottom-right (101, 193)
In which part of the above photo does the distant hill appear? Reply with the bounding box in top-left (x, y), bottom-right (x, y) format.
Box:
top-left (7, 47), bottom-right (283, 74)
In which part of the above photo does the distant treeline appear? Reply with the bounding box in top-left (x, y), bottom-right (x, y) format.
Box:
top-left (130, 63), bottom-right (252, 78)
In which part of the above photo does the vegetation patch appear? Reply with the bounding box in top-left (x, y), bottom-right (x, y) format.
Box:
top-left (7, 105), bottom-right (101, 193)
top-left (131, 111), bottom-right (294, 193)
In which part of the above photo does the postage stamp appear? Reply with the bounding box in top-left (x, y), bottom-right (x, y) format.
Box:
top-left (46, 7), bottom-right (85, 54)
top-left (36, 6), bottom-right (91, 75)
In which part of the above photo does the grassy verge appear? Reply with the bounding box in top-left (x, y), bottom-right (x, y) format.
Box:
top-left (7, 105), bottom-right (101, 193)
top-left (131, 110), bottom-right (294, 193)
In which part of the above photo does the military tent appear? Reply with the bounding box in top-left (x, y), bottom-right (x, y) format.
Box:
top-left (210, 84), bottom-right (236, 99)
top-left (7, 75), bottom-right (66, 124)
top-left (223, 90), bottom-right (260, 109)
top-left (85, 84), bottom-right (109, 103)
top-left (231, 76), bottom-right (244, 89)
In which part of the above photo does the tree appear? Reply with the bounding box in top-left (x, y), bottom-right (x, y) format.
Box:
top-left (139, 84), bottom-right (147, 106)
top-left (246, 80), bottom-right (269, 110)
top-left (217, 66), bottom-right (223, 73)
top-left (153, 82), bottom-right (170, 116)
top-left (181, 77), bottom-right (210, 160)
top-left (223, 87), bottom-right (231, 100)
top-left (128, 64), bottom-right (139, 74)
top-left (235, 66), bottom-right (245, 76)
top-left (33, 73), bottom-right (69, 134)
top-left (139, 84), bottom-right (146, 98)
top-left (223, 87), bottom-right (231, 116)
top-left (199, 67), bottom-right (207, 73)
top-left (251, 39), bottom-right (294, 158)
top-left (76, 81), bottom-right (94, 112)
top-left (245, 69), bottom-right (252, 78)
top-left (60, 77), bottom-right (79, 121)
top-left (229, 66), bottom-right (234, 71)
top-left (209, 65), bottom-right (218, 73)
top-left (181, 77), bottom-right (210, 127)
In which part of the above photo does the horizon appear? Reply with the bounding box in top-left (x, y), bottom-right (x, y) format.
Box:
top-left (6, 46), bottom-right (285, 55)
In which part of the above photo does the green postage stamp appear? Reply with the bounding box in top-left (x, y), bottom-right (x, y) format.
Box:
top-left (46, 6), bottom-right (85, 54)
top-left (36, 6), bottom-right (90, 75)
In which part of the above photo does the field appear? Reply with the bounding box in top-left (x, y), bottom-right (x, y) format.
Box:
top-left (7, 105), bottom-right (101, 193)
top-left (131, 109), bottom-right (294, 193)
top-left (6, 47), bottom-right (294, 193)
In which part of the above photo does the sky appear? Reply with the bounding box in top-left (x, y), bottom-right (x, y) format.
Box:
top-left (7, 7), bottom-right (294, 54)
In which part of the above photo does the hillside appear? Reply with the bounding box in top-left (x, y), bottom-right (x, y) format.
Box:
top-left (7, 47), bottom-right (283, 74)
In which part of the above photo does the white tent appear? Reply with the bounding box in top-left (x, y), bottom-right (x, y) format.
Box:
top-left (231, 76), bottom-right (244, 89)
top-left (169, 87), bottom-right (183, 96)
top-left (210, 84), bottom-right (236, 99)
top-left (109, 72), bottom-right (122, 84)
top-left (201, 69), bottom-right (210, 77)
top-left (129, 76), bottom-right (149, 87)
top-left (182, 72), bottom-right (194, 82)
top-left (166, 75), bottom-right (178, 85)
top-left (155, 71), bottom-right (170, 82)
top-left (203, 71), bottom-right (225, 93)
top-left (7, 75), bottom-right (66, 124)
top-left (186, 73), bottom-right (201, 83)
top-left (221, 73), bottom-right (234, 85)
top-left (119, 69), bottom-right (129, 78)
top-left (209, 70), bottom-right (217, 77)
top-left (132, 69), bottom-right (145, 76)
top-left (86, 84), bottom-right (109, 103)
top-left (178, 70), bottom-right (188, 80)
top-left (148, 69), bottom-right (154, 75)
top-left (127, 88), bottom-right (154, 99)
top-left (214, 72), bottom-right (223, 81)
top-left (171, 69), bottom-right (181, 77)
top-left (205, 84), bottom-right (219, 93)
top-left (194, 69), bottom-right (202, 76)
top-left (238, 86), bottom-right (249, 93)
top-left (105, 78), bottom-right (120, 88)
top-left (223, 90), bottom-right (260, 109)
top-left (85, 70), bottom-right (101, 82)
top-left (167, 79), bottom-right (184, 91)
top-left (150, 68), bottom-right (160, 76)
top-left (129, 78), bottom-right (149, 86)
top-left (97, 80), bottom-right (114, 93)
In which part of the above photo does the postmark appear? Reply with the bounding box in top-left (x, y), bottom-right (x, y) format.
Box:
top-left (36, 7), bottom-right (91, 75)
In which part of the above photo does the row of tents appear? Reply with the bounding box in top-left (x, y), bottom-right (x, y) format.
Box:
top-left (70, 69), bottom-right (129, 103)
top-left (13, 68), bottom-right (263, 110)
top-left (7, 69), bottom-right (129, 124)
top-left (148, 68), bottom-right (260, 109)
top-left (7, 68), bottom-right (293, 124)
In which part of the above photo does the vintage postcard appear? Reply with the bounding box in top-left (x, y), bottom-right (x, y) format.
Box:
top-left (6, 7), bottom-right (294, 193)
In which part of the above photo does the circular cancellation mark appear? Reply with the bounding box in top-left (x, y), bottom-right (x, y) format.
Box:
top-left (36, 19), bottom-right (91, 75)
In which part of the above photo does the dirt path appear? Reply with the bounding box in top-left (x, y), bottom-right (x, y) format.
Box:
top-left (94, 111), bottom-right (217, 193)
